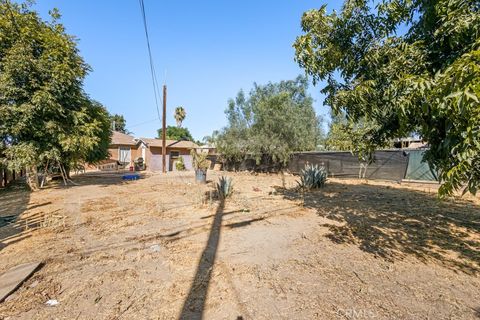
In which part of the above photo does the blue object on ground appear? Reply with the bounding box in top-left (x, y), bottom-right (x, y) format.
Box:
top-left (122, 174), bottom-right (140, 181)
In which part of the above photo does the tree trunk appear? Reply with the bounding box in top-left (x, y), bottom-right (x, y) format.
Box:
top-left (61, 162), bottom-right (71, 180)
top-left (65, 166), bottom-right (71, 180)
top-left (26, 166), bottom-right (39, 191)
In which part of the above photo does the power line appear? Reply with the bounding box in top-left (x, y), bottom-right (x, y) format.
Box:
top-left (126, 117), bottom-right (160, 129)
top-left (138, 0), bottom-right (162, 122)
top-left (138, 0), bottom-right (167, 174)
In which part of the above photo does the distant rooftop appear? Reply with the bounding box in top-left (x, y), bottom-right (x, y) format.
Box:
top-left (111, 131), bottom-right (137, 146)
top-left (111, 131), bottom-right (199, 149)
top-left (139, 137), bottom-right (199, 149)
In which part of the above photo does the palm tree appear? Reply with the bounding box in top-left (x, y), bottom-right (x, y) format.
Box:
top-left (174, 106), bottom-right (186, 127)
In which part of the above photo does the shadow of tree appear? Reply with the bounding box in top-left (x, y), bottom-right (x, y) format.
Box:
top-left (179, 198), bottom-right (225, 320)
top-left (39, 171), bottom-right (148, 191)
top-left (0, 182), bottom-right (31, 252)
top-left (0, 172), bottom-right (136, 253)
top-left (281, 181), bottom-right (480, 274)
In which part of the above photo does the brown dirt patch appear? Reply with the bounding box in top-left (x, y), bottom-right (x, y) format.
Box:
top-left (0, 171), bottom-right (479, 319)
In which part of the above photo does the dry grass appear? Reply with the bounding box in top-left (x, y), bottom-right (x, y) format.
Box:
top-left (0, 171), bottom-right (479, 319)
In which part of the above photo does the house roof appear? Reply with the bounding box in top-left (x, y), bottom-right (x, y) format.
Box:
top-left (140, 138), bottom-right (199, 149)
top-left (140, 138), bottom-right (176, 147)
top-left (197, 144), bottom-right (216, 149)
top-left (408, 141), bottom-right (428, 149)
top-left (168, 140), bottom-right (200, 149)
top-left (111, 131), bottom-right (138, 146)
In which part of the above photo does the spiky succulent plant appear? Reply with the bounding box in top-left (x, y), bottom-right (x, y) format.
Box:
top-left (216, 176), bottom-right (233, 199)
top-left (297, 164), bottom-right (327, 190)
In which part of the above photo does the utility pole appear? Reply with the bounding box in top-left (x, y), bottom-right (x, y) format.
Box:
top-left (162, 85), bottom-right (167, 173)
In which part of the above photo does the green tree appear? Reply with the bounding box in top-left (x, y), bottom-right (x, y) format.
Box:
top-left (324, 111), bottom-right (390, 153)
top-left (324, 112), bottom-right (356, 151)
top-left (216, 76), bottom-right (322, 167)
top-left (0, 1), bottom-right (111, 189)
top-left (294, 0), bottom-right (480, 195)
top-left (157, 126), bottom-right (194, 141)
top-left (203, 130), bottom-right (220, 146)
top-left (110, 114), bottom-right (131, 134)
top-left (174, 106), bottom-right (186, 127)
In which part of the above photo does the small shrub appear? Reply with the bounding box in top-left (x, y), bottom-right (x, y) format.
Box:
top-left (191, 149), bottom-right (210, 171)
top-left (297, 164), bottom-right (327, 190)
top-left (216, 176), bottom-right (233, 199)
top-left (176, 156), bottom-right (186, 171)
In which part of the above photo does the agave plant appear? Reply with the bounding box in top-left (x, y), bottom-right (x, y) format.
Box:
top-left (216, 176), bottom-right (233, 199)
top-left (297, 164), bottom-right (327, 190)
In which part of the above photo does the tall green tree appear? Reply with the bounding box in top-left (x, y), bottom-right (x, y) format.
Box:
top-left (324, 112), bottom-right (357, 151)
top-left (294, 0), bottom-right (480, 195)
top-left (0, 1), bottom-right (111, 189)
top-left (110, 114), bottom-right (131, 134)
top-left (216, 76), bottom-right (322, 166)
top-left (174, 106), bottom-right (186, 127)
top-left (157, 126), bottom-right (194, 141)
top-left (324, 111), bottom-right (390, 152)
top-left (203, 130), bottom-right (220, 146)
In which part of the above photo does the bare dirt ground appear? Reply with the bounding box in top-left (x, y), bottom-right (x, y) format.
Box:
top-left (0, 171), bottom-right (479, 319)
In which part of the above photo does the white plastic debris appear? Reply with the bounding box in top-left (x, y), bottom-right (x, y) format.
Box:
top-left (150, 244), bottom-right (161, 252)
top-left (45, 299), bottom-right (59, 306)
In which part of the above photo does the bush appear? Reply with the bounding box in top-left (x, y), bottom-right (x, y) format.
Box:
top-left (191, 149), bottom-right (209, 171)
top-left (176, 156), bottom-right (186, 171)
top-left (297, 164), bottom-right (327, 190)
top-left (216, 176), bottom-right (233, 199)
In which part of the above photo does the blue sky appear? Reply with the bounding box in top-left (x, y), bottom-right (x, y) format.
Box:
top-left (33, 0), bottom-right (342, 140)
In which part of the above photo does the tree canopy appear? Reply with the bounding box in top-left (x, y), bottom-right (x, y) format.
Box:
top-left (0, 1), bottom-right (111, 188)
top-left (215, 76), bottom-right (322, 167)
top-left (157, 126), bottom-right (194, 141)
top-left (324, 111), bottom-right (391, 153)
top-left (110, 114), bottom-right (131, 134)
top-left (294, 0), bottom-right (480, 195)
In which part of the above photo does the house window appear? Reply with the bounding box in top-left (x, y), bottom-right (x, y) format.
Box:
top-left (170, 151), bottom-right (180, 158)
top-left (119, 147), bottom-right (131, 164)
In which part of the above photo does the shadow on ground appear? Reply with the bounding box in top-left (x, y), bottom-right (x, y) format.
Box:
top-left (0, 182), bottom-right (31, 252)
top-left (281, 181), bottom-right (480, 274)
top-left (62, 171), bottom-right (148, 187)
top-left (179, 198), bottom-right (225, 320)
top-left (0, 171), bottom-right (134, 252)
top-left (46, 171), bottom-right (149, 189)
